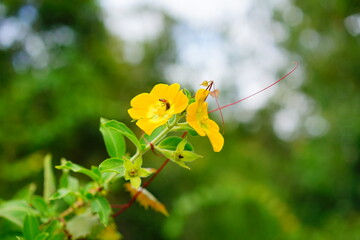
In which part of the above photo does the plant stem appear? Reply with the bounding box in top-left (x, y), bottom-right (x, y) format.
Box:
top-left (112, 131), bottom-right (188, 217)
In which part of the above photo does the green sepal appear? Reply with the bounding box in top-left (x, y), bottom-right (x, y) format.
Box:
top-left (124, 158), bottom-right (153, 189)
top-left (155, 138), bottom-right (202, 169)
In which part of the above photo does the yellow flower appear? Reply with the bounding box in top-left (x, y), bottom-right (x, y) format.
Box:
top-left (128, 83), bottom-right (188, 135)
top-left (186, 89), bottom-right (224, 152)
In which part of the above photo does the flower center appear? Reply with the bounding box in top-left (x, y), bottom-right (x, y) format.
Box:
top-left (174, 152), bottom-right (184, 161)
top-left (129, 169), bottom-right (138, 177)
top-left (159, 99), bottom-right (171, 110)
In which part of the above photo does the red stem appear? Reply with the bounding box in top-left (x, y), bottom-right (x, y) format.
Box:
top-left (112, 132), bottom-right (188, 217)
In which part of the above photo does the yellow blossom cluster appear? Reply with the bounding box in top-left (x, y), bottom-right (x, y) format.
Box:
top-left (128, 83), bottom-right (224, 152)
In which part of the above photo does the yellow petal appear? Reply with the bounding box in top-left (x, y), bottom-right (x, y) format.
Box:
top-left (204, 118), bottom-right (220, 132)
top-left (204, 126), bottom-right (224, 152)
top-left (195, 89), bottom-right (210, 103)
top-left (136, 118), bottom-right (168, 135)
top-left (128, 108), bottom-right (146, 120)
top-left (150, 83), bottom-right (180, 101)
top-left (171, 91), bottom-right (189, 113)
top-left (186, 102), bottom-right (206, 136)
top-left (130, 93), bottom-right (157, 109)
top-left (164, 83), bottom-right (182, 101)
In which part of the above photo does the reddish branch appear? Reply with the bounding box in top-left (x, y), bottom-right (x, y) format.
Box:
top-left (112, 131), bottom-right (188, 217)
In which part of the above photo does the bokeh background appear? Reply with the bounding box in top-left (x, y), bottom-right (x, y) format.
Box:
top-left (1, 0), bottom-right (360, 239)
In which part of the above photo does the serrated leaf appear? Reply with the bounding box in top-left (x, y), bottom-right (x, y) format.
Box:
top-left (157, 137), bottom-right (193, 151)
top-left (23, 214), bottom-right (40, 240)
top-left (44, 154), bottom-right (56, 202)
top-left (56, 160), bottom-right (100, 182)
top-left (91, 196), bottom-right (112, 226)
top-left (99, 158), bottom-right (125, 175)
top-left (124, 183), bottom-right (169, 216)
top-left (0, 200), bottom-right (36, 227)
top-left (100, 118), bottom-right (126, 158)
top-left (139, 125), bottom-right (166, 150)
top-left (101, 119), bottom-right (141, 155)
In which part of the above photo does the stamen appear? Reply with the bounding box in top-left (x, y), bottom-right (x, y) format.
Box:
top-left (159, 99), bottom-right (170, 110)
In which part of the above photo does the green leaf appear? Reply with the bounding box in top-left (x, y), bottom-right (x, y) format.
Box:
top-left (66, 209), bottom-right (103, 239)
top-left (157, 137), bottom-right (193, 151)
top-left (100, 118), bottom-right (126, 158)
top-left (183, 88), bottom-right (192, 100)
top-left (31, 196), bottom-right (48, 216)
top-left (100, 172), bottom-right (116, 187)
top-left (49, 188), bottom-right (74, 201)
top-left (42, 220), bottom-right (64, 240)
top-left (0, 200), bottom-right (36, 228)
top-left (185, 127), bottom-right (199, 136)
top-left (43, 154), bottom-right (56, 202)
top-left (13, 183), bottom-right (37, 201)
top-left (56, 159), bottom-right (100, 182)
top-left (173, 124), bottom-right (199, 136)
top-left (59, 171), bottom-right (79, 205)
top-left (99, 158), bottom-right (125, 175)
top-left (34, 233), bottom-right (49, 240)
top-left (23, 214), bottom-right (40, 240)
top-left (91, 196), bottom-right (112, 226)
top-left (101, 119), bottom-right (141, 155)
top-left (16, 237), bottom-right (25, 240)
top-left (139, 125), bottom-right (166, 150)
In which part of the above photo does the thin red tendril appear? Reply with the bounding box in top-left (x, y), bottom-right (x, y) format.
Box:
top-left (209, 62), bottom-right (298, 113)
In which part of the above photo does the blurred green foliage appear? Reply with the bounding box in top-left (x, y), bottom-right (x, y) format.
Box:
top-left (1, 0), bottom-right (360, 239)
